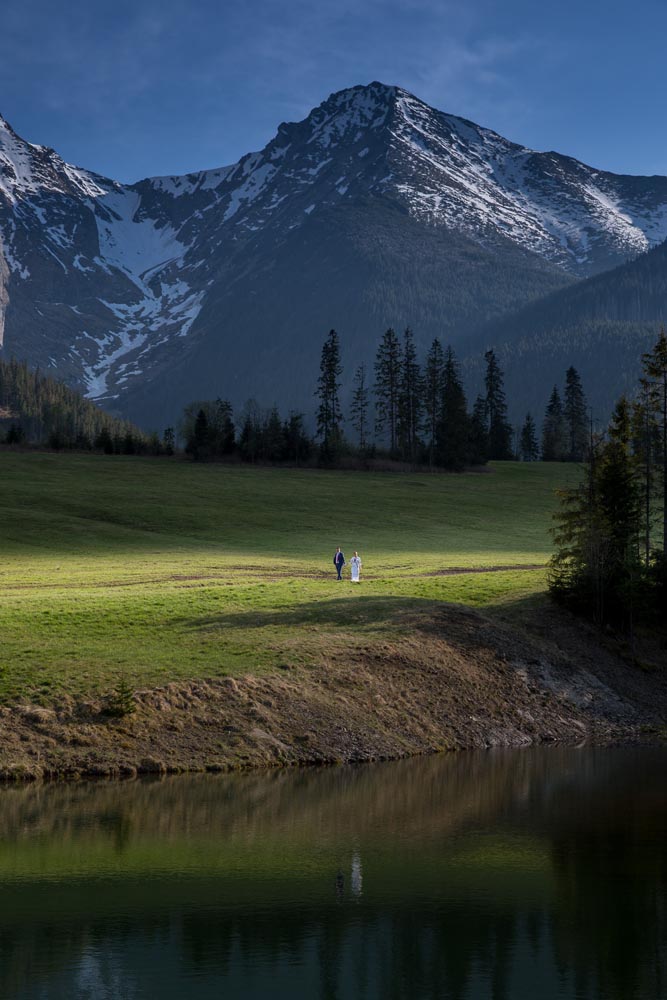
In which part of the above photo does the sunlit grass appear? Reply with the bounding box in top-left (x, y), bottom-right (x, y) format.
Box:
top-left (0, 452), bottom-right (579, 701)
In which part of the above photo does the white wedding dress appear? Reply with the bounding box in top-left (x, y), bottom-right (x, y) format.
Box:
top-left (350, 556), bottom-right (362, 582)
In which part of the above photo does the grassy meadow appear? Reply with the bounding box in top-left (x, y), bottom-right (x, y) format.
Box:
top-left (0, 452), bottom-right (580, 702)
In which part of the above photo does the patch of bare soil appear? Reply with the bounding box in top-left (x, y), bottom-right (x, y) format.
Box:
top-left (1, 603), bottom-right (665, 781)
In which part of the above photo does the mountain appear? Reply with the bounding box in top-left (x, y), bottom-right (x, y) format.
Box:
top-left (2, 82), bottom-right (667, 428)
top-left (464, 239), bottom-right (667, 422)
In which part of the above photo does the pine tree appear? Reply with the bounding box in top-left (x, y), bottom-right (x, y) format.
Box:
top-left (397, 328), bottom-right (422, 464)
top-left (374, 328), bottom-right (401, 455)
top-left (549, 414), bottom-right (642, 627)
top-left (542, 386), bottom-right (567, 461)
top-left (631, 384), bottom-right (657, 564)
top-left (350, 364), bottom-right (370, 452)
top-left (641, 328), bottom-right (667, 552)
top-left (315, 329), bottom-right (343, 461)
top-left (469, 395), bottom-right (488, 466)
top-left (519, 413), bottom-right (539, 461)
top-left (563, 366), bottom-right (588, 461)
top-left (214, 398), bottom-right (236, 455)
top-left (423, 339), bottom-right (444, 468)
top-left (262, 407), bottom-right (284, 462)
top-left (188, 408), bottom-right (210, 461)
top-left (238, 401), bottom-right (261, 463)
top-left (283, 412), bottom-right (311, 465)
top-left (436, 347), bottom-right (469, 471)
top-left (484, 350), bottom-right (513, 460)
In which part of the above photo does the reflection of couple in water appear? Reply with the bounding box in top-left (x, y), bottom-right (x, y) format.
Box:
top-left (333, 548), bottom-right (362, 583)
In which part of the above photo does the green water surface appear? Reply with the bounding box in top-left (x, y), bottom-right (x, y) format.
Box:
top-left (0, 747), bottom-right (665, 999)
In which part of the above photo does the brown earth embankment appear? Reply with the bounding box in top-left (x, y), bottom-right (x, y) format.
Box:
top-left (1, 601), bottom-right (665, 781)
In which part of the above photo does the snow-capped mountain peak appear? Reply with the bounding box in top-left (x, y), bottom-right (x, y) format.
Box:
top-left (1, 82), bottom-right (667, 425)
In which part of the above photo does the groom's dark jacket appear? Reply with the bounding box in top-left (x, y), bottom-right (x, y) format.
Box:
top-left (334, 551), bottom-right (345, 566)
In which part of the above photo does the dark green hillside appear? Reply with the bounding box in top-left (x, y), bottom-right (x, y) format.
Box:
top-left (463, 241), bottom-right (667, 420)
top-left (0, 358), bottom-right (154, 450)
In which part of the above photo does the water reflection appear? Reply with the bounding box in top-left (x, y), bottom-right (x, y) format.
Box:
top-left (0, 748), bottom-right (665, 999)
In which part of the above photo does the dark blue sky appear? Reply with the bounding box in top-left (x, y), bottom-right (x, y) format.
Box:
top-left (1, 0), bottom-right (665, 183)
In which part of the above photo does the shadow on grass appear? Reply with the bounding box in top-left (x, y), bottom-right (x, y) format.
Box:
top-left (177, 595), bottom-right (445, 633)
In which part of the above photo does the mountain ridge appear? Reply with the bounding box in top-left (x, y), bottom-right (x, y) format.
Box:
top-left (2, 82), bottom-right (667, 426)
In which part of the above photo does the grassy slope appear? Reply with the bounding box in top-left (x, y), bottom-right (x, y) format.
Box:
top-left (0, 453), bottom-right (580, 702)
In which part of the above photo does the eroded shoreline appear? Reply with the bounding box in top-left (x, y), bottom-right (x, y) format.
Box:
top-left (1, 602), bottom-right (665, 781)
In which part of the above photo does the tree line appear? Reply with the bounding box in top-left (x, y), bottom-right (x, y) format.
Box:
top-left (184, 328), bottom-right (589, 469)
top-left (2, 331), bottom-right (589, 470)
top-left (0, 358), bottom-right (171, 454)
top-left (549, 329), bottom-right (667, 628)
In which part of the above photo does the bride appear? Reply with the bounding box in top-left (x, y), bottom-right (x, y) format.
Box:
top-left (350, 551), bottom-right (362, 583)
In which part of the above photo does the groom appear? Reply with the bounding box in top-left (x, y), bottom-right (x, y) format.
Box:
top-left (333, 547), bottom-right (346, 580)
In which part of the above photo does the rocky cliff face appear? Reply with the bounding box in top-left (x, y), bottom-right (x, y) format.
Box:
top-left (2, 83), bottom-right (667, 426)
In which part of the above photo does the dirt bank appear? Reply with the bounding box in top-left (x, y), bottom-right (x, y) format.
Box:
top-left (1, 601), bottom-right (665, 780)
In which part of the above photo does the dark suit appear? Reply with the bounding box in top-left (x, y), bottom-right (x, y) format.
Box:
top-left (334, 551), bottom-right (345, 579)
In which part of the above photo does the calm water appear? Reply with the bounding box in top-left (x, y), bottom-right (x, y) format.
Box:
top-left (0, 748), bottom-right (665, 1000)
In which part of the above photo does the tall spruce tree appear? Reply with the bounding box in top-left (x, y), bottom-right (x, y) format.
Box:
top-left (641, 328), bottom-right (667, 552)
top-left (397, 327), bottom-right (422, 463)
top-left (542, 386), bottom-right (567, 461)
top-left (549, 410), bottom-right (642, 626)
top-left (283, 412), bottom-right (311, 465)
top-left (563, 366), bottom-right (588, 461)
top-left (315, 329), bottom-right (343, 460)
top-left (350, 364), bottom-right (370, 452)
top-left (374, 328), bottom-right (401, 454)
top-left (519, 413), bottom-right (539, 461)
top-left (436, 346), bottom-right (469, 471)
top-left (263, 407), bottom-right (284, 462)
top-left (423, 339), bottom-right (444, 468)
top-left (213, 398), bottom-right (236, 455)
top-left (188, 408), bottom-right (211, 461)
top-left (469, 395), bottom-right (489, 466)
top-left (632, 383), bottom-right (657, 564)
top-left (484, 349), bottom-right (513, 460)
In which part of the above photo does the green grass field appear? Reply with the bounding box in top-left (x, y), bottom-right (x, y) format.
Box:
top-left (0, 452), bottom-right (580, 702)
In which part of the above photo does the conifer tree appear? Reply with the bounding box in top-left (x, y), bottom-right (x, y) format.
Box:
top-left (641, 328), bottom-right (667, 552)
top-left (283, 412), bottom-right (311, 465)
top-left (484, 349), bottom-right (513, 460)
top-left (549, 412), bottom-right (641, 626)
top-left (423, 339), bottom-right (444, 468)
top-left (350, 364), bottom-right (370, 452)
top-left (263, 407), bottom-right (284, 462)
top-left (436, 346), bottom-right (469, 470)
top-left (214, 398), bottom-right (236, 455)
top-left (315, 329), bottom-right (343, 460)
top-left (189, 408), bottom-right (211, 461)
top-left (469, 395), bottom-right (489, 466)
top-left (238, 400), bottom-right (261, 463)
top-left (631, 383), bottom-right (657, 564)
top-left (542, 386), bottom-right (567, 461)
top-left (563, 366), bottom-right (588, 461)
top-left (374, 328), bottom-right (401, 455)
top-left (397, 327), bottom-right (422, 463)
top-left (519, 413), bottom-right (539, 461)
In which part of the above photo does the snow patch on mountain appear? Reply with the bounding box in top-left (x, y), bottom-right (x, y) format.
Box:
top-left (2, 83), bottom-right (667, 412)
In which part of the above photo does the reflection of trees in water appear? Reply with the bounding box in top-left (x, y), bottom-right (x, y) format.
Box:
top-left (0, 749), bottom-right (560, 850)
top-left (547, 777), bottom-right (667, 999)
top-left (0, 749), bottom-right (664, 999)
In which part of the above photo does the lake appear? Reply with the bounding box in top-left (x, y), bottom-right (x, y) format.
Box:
top-left (0, 747), bottom-right (665, 999)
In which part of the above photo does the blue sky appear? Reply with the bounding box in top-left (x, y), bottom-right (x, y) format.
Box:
top-left (1, 0), bottom-right (666, 182)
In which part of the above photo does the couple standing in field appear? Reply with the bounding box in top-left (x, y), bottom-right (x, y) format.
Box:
top-left (333, 548), bottom-right (362, 583)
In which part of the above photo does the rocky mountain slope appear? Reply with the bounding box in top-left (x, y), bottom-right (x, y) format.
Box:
top-left (2, 82), bottom-right (667, 427)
